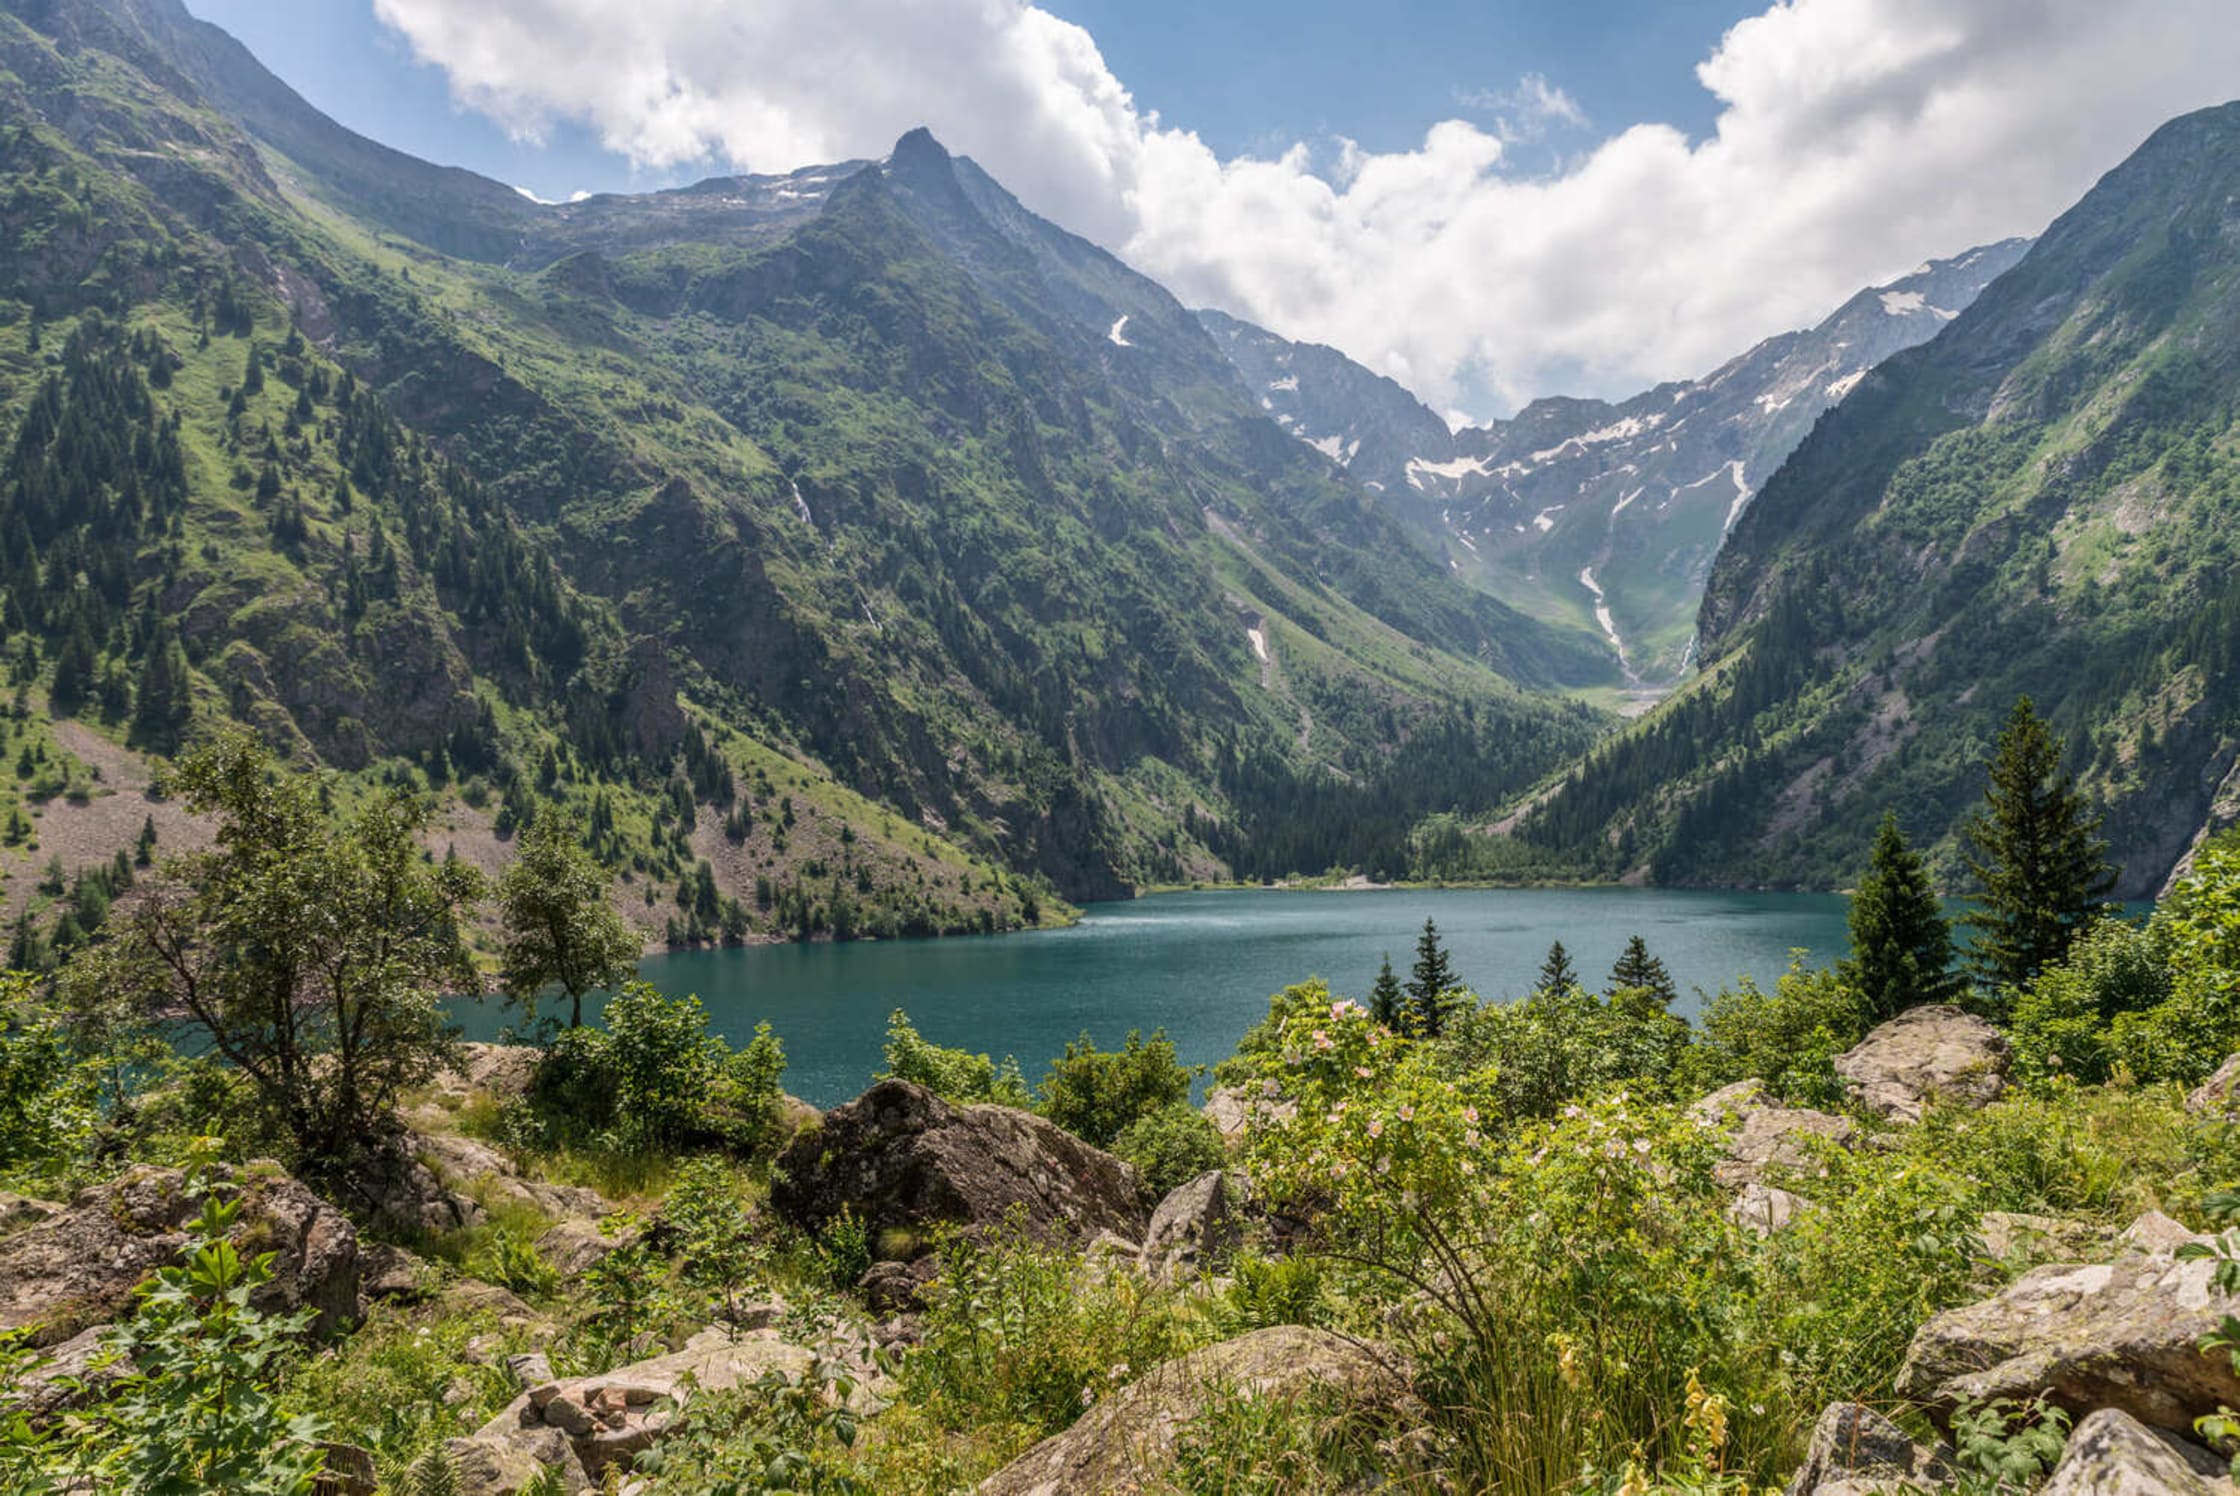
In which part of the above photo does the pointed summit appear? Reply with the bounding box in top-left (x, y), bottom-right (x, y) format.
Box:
top-left (889, 127), bottom-right (954, 175)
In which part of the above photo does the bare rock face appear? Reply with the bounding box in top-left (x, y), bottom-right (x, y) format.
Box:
top-left (1834, 1005), bottom-right (2009, 1123)
top-left (444, 1425), bottom-right (591, 1496)
top-left (1784, 1401), bottom-right (1952, 1496)
top-left (771, 1080), bottom-right (1147, 1252)
top-left (1898, 1212), bottom-right (2240, 1433)
top-left (0, 1163), bottom-right (359, 1347)
top-left (2038, 1407), bottom-right (2235, 1496)
top-left (1141, 1170), bottom-right (1249, 1274)
top-left (1691, 1079), bottom-right (1858, 1192)
top-left (2189, 1055), bottom-right (2240, 1114)
top-left (976, 1326), bottom-right (1414, 1496)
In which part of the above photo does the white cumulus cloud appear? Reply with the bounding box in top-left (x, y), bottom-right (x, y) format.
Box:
top-left (372, 0), bottom-right (2240, 419)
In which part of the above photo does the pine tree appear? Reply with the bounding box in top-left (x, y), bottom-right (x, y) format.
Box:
top-left (1405, 918), bottom-right (1460, 1037)
top-left (1368, 953), bottom-right (1405, 1028)
top-left (1537, 939), bottom-right (1577, 993)
top-left (1608, 935), bottom-right (1676, 1006)
top-left (134, 814), bottom-right (158, 867)
top-left (48, 627), bottom-right (95, 716)
top-left (1963, 697), bottom-right (2118, 990)
top-left (1842, 811), bottom-right (1959, 1019)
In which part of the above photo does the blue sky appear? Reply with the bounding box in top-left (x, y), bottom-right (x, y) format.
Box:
top-left (180, 0), bottom-right (2240, 418)
top-left (186, 0), bottom-right (1754, 204)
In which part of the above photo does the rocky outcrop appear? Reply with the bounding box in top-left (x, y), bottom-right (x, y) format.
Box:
top-left (0, 1164), bottom-right (359, 1346)
top-left (977, 1326), bottom-right (1413, 1496)
top-left (1979, 1211), bottom-right (2111, 1263)
top-left (2190, 1055), bottom-right (2240, 1114)
top-left (2038, 1407), bottom-right (2234, 1495)
top-left (1784, 1401), bottom-right (1951, 1496)
top-left (1833, 1005), bottom-right (2008, 1123)
top-left (445, 1425), bottom-right (590, 1495)
top-left (535, 1217), bottom-right (638, 1281)
top-left (1898, 1212), bottom-right (2240, 1433)
top-left (436, 1044), bottom-right (544, 1105)
top-left (417, 1133), bottom-right (608, 1223)
top-left (0, 1194), bottom-right (62, 1235)
top-left (457, 1333), bottom-right (819, 1485)
top-left (771, 1080), bottom-right (1146, 1253)
top-left (1141, 1171), bottom-right (1248, 1274)
top-left (1691, 1080), bottom-right (1857, 1191)
top-left (1203, 1084), bottom-right (1294, 1144)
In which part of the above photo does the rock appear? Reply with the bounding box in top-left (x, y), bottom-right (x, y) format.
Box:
top-left (440, 1280), bottom-right (551, 1334)
top-left (1783, 1401), bottom-right (1951, 1496)
top-left (1833, 1005), bottom-right (2009, 1123)
top-left (1691, 1080), bottom-right (1857, 1191)
top-left (1142, 1171), bottom-right (1248, 1273)
top-left (0, 1163), bottom-right (359, 1347)
top-left (1731, 1182), bottom-right (1808, 1236)
top-left (313, 1440), bottom-right (379, 1496)
top-left (472, 1337), bottom-right (821, 1481)
top-left (445, 1426), bottom-right (591, 1495)
top-left (358, 1140), bottom-right (484, 1238)
top-left (447, 1043), bottom-right (544, 1101)
top-left (2119, 1209), bottom-right (2201, 1255)
top-left (507, 1352), bottom-right (555, 1391)
top-left (977, 1326), bottom-right (1414, 1496)
top-left (1898, 1214), bottom-right (2240, 1432)
top-left (859, 1258), bottom-right (937, 1316)
top-left (776, 1092), bottom-right (822, 1143)
top-left (2039, 1407), bottom-right (2235, 1496)
top-left (1979, 1211), bottom-right (2111, 1263)
top-left (536, 1217), bottom-right (638, 1280)
top-left (416, 1133), bottom-right (608, 1223)
top-left (2189, 1055), bottom-right (2240, 1114)
top-left (771, 1080), bottom-right (1147, 1253)
top-left (359, 1241), bottom-right (434, 1305)
top-left (4, 1325), bottom-right (128, 1418)
top-left (1202, 1085), bottom-right (1294, 1144)
top-left (0, 1194), bottom-right (62, 1236)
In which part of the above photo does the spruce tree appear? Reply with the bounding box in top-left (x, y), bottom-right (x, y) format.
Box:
top-left (1842, 811), bottom-right (1959, 1019)
top-left (1406, 918), bottom-right (1459, 1037)
top-left (1368, 953), bottom-right (1405, 1028)
top-left (1963, 697), bottom-right (2117, 990)
top-left (1608, 935), bottom-right (1676, 1006)
top-left (1537, 939), bottom-right (1577, 993)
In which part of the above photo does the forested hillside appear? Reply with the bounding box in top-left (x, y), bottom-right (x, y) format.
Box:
top-left (1502, 102), bottom-right (2240, 897)
top-left (0, 0), bottom-right (1609, 941)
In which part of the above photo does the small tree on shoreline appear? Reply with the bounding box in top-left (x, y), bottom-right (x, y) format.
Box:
top-left (497, 807), bottom-right (639, 1030)
top-left (1963, 697), bottom-right (2117, 991)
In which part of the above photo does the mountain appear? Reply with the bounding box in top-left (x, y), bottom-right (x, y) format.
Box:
top-left (0, 0), bottom-right (1611, 947)
top-left (1501, 101), bottom-right (2240, 898)
top-left (1203, 240), bottom-right (2032, 695)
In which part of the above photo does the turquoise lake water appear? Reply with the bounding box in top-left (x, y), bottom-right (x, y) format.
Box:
top-left (462, 886), bottom-right (1856, 1107)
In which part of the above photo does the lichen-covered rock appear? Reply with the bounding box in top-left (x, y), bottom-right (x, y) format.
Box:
top-left (1979, 1211), bottom-right (2111, 1263)
top-left (976, 1326), bottom-right (1414, 1496)
top-left (416, 1133), bottom-right (608, 1223)
top-left (771, 1080), bottom-right (1146, 1252)
top-left (0, 1194), bottom-right (62, 1236)
top-left (1898, 1213), bottom-right (2240, 1432)
top-left (358, 1241), bottom-right (435, 1306)
top-left (859, 1258), bottom-right (938, 1315)
top-left (2038, 1407), bottom-right (2234, 1496)
top-left (0, 1163), bottom-right (359, 1346)
top-left (2189, 1055), bottom-right (2240, 1114)
top-left (1731, 1181), bottom-right (1808, 1236)
top-left (1784, 1401), bottom-right (1951, 1496)
top-left (444, 1425), bottom-right (591, 1495)
top-left (1691, 1079), bottom-right (1857, 1191)
top-left (1141, 1170), bottom-right (1248, 1273)
top-left (1834, 1005), bottom-right (2009, 1123)
top-left (536, 1217), bottom-right (638, 1281)
top-left (1202, 1084), bottom-right (1294, 1144)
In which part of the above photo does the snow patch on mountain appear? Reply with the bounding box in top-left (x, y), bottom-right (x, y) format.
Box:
top-left (1107, 315), bottom-right (1132, 347)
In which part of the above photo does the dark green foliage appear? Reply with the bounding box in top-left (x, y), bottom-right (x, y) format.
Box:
top-left (1110, 1103), bottom-right (1227, 1197)
top-left (1843, 811), bottom-right (1960, 1019)
top-left (1368, 952), bottom-right (1405, 1028)
top-left (1536, 940), bottom-right (1576, 993)
top-left (496, 809), bottom-right (640, 1030)
top-left (528, 984), bottom-right (785, 1153)
top-left (1036, 1029), bottom-right (1198, 1149)
top-left (1678, 961), bottom-right (1873, 1108)
top-left (1406, 918), bottom-right (1461, 1037)
top-left (1607, 935), bottom-right (1676, 1006)
top-left (1963, 698), bottom-right (2117, 991)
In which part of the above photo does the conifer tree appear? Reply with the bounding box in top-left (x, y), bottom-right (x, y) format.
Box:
top-left (1406, 918), bottom-right (1459, 1036)
top-left (1842, 811), bottom-right (1959, 1019)
top-left (1537, 939), bottom-right (1577, 993)
top-left (1368, 953), bottom-right (1405, 1028)
top-left (1963, 697), bottom-right (2117, 990)
top-left (48, 627), bottom-right (94, 716)
top-left (1608, 935), bottom-right (1676, 1006)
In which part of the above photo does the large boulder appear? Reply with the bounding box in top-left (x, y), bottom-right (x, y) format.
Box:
top-left (444, 1425), bottom-right (591, 1496)
top-left (1141, 1170), bottom-right (1249, 1275)
top-left (0, 1163), bottom-right (359, 1347)
top-left (2038, 1407), bottom-right (2234, 1496)
top-left (1834, 1005), bottom-right (2008, 1123)
top-left (2190, 1055), bottom-right (2240, 1114)
top-left (1898, 1212), bottom-right (2240, 1432)
top-left (771, 1080), bottom-right (1146, 1253)
top-left (416, 1133), bottom-right (608, 1223)
top-left (1784, 1401), bottom-right (1951, 1496)
top-left (977, 1326), bottom-right (1414, 1495)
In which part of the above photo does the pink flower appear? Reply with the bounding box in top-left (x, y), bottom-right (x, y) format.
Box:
top-left (1354, 1066), bottom-right (1373, 1079)
top-left (1462, 1107), bottom-right (1480, 1125)
top-left (1398, 1104), bottom-right (1415, 1122)
top-left (1367, 1117), bottom-right (1384, 1138)
top-left (1312, 1029), bottom-right (1334, 1052)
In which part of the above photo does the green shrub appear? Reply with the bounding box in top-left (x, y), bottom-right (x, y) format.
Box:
top-left (1678, 959), bottom-right (1872, 1107)
top-left (2009, 918), bottom-right (2169, 1083)
top-left (1110, 1103), bottom-right (1225, 1196)
top-left (878, 1010), bottom-right (1028, 1107)
top-left (1036, 1028), bottom-right (1199, 1148)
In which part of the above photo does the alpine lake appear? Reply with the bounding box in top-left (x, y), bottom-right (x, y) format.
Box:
top-left (459, 886), bottom-right (1858, 1107)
